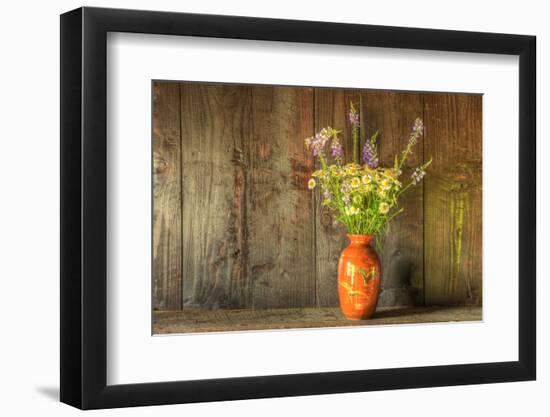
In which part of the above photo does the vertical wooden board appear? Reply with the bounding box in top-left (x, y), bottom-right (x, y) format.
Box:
top-left (314, 88), bottom-right (360, 307)
top-left (361, 91), bottom-right (425, 306)
top-left (180, 83), bottom-right (251, 309)
top-left (424, 94), bottom-right (482, 305)
top-left (152, 82), bottom-right (182, 310)
top-left (248, 86), bottom-right (316, 309)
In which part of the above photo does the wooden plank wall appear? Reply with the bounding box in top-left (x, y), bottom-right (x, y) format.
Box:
top-left (179, 84), bottom-right (250, 309)
top-left (152, 81), bottom-right (483, 310)
top-left (424, 94), bottom-right (483, 305)
top-left (152, 82), bottom-right (182, 310)
top-left (314, 88), bottom-right (359, 308)
top-left (362, 91), bottom-right (425, 306)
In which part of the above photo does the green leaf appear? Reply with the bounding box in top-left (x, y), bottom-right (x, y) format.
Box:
top-left (370, 130), bottom-right (379, 144)
top-left (356, 266), bottom-right (378, 285)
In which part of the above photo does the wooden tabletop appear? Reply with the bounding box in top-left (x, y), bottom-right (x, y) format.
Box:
top-left (153, 306), bottom-right (482, 334)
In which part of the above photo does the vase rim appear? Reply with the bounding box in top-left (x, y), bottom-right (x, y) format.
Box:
top-left (347, 233), bottom-right (374, 243)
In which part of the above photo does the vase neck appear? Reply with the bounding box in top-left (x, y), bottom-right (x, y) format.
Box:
top-left (347, 234), bottom-right (374, 245)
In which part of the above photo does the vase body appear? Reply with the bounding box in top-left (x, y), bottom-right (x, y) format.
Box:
top-left (338, 234), bottom-right (381, 320)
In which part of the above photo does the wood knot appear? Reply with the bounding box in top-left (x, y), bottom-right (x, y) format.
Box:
top-left (153, 153), bottom-right (169, 174)
top-left (232, 147), bottom-right (246, 167)
top-left (319, 207), bottom-right (334, 230)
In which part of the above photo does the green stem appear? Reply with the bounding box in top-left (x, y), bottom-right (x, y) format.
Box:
top-left (318, 150), bottom-right (328, 170)
top-left (352, 125), bottom-right (358, 164)
top-left (397, 182), bottom-right (413, 197)
top-left (386, 207), bottom-right (404, 223)
top-left (399, 143), bottom-right (412, 170)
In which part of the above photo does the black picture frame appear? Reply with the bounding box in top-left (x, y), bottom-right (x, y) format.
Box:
top-left (60, 6), bottom-right (536, 410)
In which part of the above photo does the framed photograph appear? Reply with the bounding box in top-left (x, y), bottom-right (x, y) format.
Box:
top-left (60, 6), bottom-right (536, 409)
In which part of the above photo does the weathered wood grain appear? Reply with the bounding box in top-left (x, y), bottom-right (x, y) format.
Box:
top-left (180, 83), bottom-right (251, 308)
top-left (361, 91), bottom-right (425, 306)
top-left (248, 86), bottom-right (316, 308)
top-left (154, 82), bottom-right (483, 311)
top-left (314, 88), bottom-right (360, 307)
top-left (153, 306), bottom-right (482, 334)
top-left (152, 82), bottom-right (183, 310)
top-left (424, 94), bottom-right (482, 305)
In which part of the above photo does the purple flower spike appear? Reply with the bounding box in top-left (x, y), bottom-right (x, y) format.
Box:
top-left (412, 118), bottom-right (424, 135)
top-left (305, 131), bottom-right (330, 158)
top-left (362, 141), bottom-right (379, 168)
top-left (348, 109), bottom-right (360, 127)
top-left (411, 166), bottom-right (426, 185)
top-left (331, 141), bottom-right (343, 160)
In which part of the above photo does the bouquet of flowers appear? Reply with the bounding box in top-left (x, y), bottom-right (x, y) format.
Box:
top-left (305, 102), bottom-right (431, 237)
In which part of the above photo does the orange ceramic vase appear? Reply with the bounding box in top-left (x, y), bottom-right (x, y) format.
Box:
top-left (337, 234), bottom-right (381, 320)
